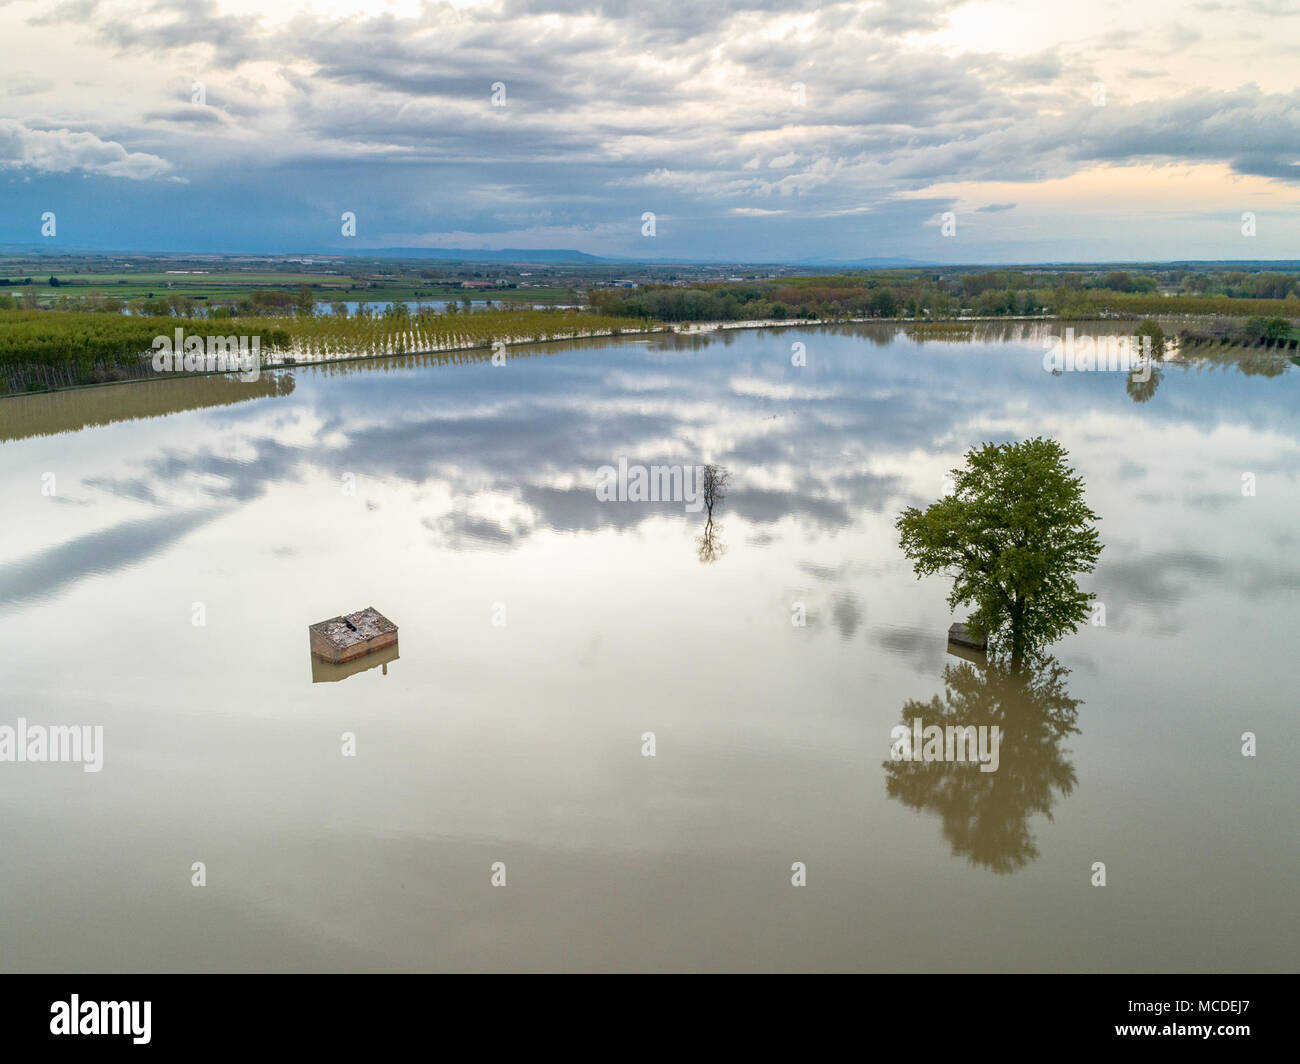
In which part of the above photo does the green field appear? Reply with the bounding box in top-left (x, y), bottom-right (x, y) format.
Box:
top-left (0, 271), bottom-right (577, 305)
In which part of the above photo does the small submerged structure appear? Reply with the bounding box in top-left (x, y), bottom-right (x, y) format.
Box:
top-left (947, 622), bottom-right (987, 650)
top-left (309, 606), bottom-right (398, 674)
top-left (311, 641), bottom-right (399, 683)
top-left (947, 621), bottom-right (988, 663)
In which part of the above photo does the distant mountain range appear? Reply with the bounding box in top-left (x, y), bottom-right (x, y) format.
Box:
top-left (358, 250), bottom-right (938, 267)
top-left (6, 244), bottom-right (1300, 271)
top-left (0, 244), bottom-right (614, 265)
top-left (0, 244), bottom-right (933, 267)
top-left (356, 247), bottom-right (611, 264)
top-left (790, 256), bottom-right (935, 268)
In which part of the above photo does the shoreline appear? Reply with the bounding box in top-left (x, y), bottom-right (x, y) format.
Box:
top-left (0, 312), bottom-right (1227, 400)
top-left (0, 324), bottom-right (669, 400)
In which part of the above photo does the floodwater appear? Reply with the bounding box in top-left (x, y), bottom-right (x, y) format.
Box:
top-left (1, 323), bottom-right (1296, 972)
top-left (122, 298), bottom-right (567, 318)
top-left (311, 299), bottom-right (577, 315)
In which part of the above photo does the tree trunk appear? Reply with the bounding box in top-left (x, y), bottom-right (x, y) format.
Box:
top-left (1009, 597), bottom-right (1026, 671)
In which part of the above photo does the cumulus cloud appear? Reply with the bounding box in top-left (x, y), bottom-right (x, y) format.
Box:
top-left (0, 119), bottom-right (173, 179)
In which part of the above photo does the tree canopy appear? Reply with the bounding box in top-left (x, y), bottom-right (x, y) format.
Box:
top-left (896, 437), bottom-right (1102, 665)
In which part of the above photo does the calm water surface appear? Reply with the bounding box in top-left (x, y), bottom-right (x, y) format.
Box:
top-left (1, 323), bottom-right (1296, 971)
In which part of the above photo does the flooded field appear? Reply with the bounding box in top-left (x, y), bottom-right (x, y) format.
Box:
top-left (1, 323), bottom-right (1296, 972)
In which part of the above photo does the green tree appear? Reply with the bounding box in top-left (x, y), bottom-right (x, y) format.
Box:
top-left (1247, 316), bottom-right (1292, 343)
top-left (895, 438), bottom-right (1102, 667)
top-left (1134, 318), bottom-right (1165, 358)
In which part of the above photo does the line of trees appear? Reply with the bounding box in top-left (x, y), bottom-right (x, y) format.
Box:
top-left (0, 311), bottom-right (291, 392)
top-left (587, 274), bottom-right (1300, 325)
top-left (1178, 316), bottom-right (1298, 348)
top-left (0, 306), bottom-right (653, 394)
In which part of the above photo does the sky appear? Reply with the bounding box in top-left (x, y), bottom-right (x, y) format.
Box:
top-left (2, 0), bottom-right (1300, 263)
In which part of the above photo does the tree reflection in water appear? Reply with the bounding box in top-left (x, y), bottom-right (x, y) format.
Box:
top-left (883, 653), bottom-right (1081, 874)
top-left (1127, 363), bottom-right (1163, 402)
top-left (697, 514), bottom-right (725, 563)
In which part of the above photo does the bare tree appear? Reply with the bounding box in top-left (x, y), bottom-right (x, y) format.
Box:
top-left (696, 463), bottom-right (730, 563)
top-left (701, 463), bottom-right (730, 515)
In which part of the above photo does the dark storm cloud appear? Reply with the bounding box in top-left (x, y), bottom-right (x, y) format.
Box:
top-left (141, 107), bottom-right (229, 125)
top-left (98, 0), bottom-right (267, 67)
